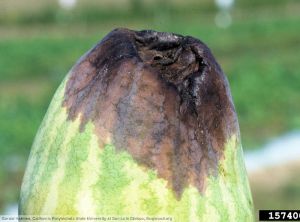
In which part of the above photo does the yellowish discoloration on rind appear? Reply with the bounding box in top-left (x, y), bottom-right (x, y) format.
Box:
top-left (20, 78), bottom-right (254, 221)
top-left (75, 134), bottom-right (101, 216)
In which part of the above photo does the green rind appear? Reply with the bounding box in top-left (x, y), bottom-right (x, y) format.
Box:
top-left (19, 77), bottom-right (254, 221)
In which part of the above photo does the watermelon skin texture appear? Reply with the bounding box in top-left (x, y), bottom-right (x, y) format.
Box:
top-left (19, 29), bottom-right (254, 222)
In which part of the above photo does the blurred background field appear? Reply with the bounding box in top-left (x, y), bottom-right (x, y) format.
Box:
top-left (0, 0), bottom-right (300, 219)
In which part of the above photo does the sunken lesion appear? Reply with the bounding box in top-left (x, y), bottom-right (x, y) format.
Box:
top-left (63, 28), bottom-right (239, 199)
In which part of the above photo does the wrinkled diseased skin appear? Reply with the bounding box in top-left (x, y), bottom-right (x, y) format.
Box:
top-left (20, 28), bottom-right (254, 221)
top-left (64, 28), bottom-right (238, 198)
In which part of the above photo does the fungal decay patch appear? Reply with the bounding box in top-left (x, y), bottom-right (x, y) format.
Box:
top-left (63, 28), bottom-right (238, 199)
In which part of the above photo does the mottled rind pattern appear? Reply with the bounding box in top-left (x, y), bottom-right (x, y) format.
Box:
top-left (63, 28), bottom-right (238, 197)
top-left (19, 80), bottom-right (253, 220)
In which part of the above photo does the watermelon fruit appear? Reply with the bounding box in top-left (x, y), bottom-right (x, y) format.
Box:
top-left (19, 28), bottom-right (254, 221)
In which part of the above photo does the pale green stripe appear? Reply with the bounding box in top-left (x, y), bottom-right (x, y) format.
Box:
top-left (53, 122), bottom-right (92, 215)
top-left (75, 132), bottom-right (102, 215)
top-left (235, 144), bottom-right (254, 221)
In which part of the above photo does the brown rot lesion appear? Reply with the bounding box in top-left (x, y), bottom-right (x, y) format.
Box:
top-left (63, 28), bottom-right (239, 199)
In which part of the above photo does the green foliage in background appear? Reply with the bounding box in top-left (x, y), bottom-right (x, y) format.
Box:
top-left (0, 0), bottom-right (299, 215)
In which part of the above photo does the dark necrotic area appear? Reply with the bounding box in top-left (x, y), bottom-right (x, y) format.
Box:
top-left (63, 28), bottom-right (239, 198)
